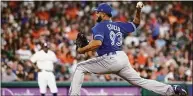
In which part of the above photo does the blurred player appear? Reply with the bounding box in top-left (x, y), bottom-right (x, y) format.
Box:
top-left (69, 2), bottom-right (188, 96)
top-left (30, 43), bottom-right (58, 96)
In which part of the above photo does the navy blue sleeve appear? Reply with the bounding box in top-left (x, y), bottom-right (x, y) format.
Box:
top-left (117, 22), bottom-right (137, 34)
top-left (91, 24), bottom-right (104, 42)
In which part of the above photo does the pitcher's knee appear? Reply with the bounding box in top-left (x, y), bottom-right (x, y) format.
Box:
top-left (76, 64), bottom-right (86, 72)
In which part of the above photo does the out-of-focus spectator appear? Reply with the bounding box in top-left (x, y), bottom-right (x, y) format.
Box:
top-left (174, 65), bottom-right (187, 81)
top-left (91, 74), bottom-right (106, 82)
top-left (56, 46), bottom-right (75, 65)
top-left (2, 67), bottom-right (18, 82)
top-left (84, 73), bottom-right (92, 81)
top-left (165, 63), bottom-right (176, 82)
top-left (26, 71), bottom-right (36, 81)
top-left (15, 64), bottom-right (27, 81)
top-left (136, 49), bottom-right (148, 68)
top-left (140, 68), bottom-right (148, 78)
top-left (16, 44), bottom-right (32, 60)
top-left (56, 65), bottom-right (70, 81)
top-left (185, 62), bottom-right (192, 81)
top-left (156, 66), bottom-right (168, 82)
top-left (144, 57), bottom-right (156, 71)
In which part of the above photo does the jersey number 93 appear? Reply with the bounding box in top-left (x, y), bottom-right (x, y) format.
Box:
top-left (110, 31), bottom-right (123, 46)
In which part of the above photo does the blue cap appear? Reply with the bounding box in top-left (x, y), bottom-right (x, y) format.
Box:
top-left (94, 3), bottom-right (112, 16)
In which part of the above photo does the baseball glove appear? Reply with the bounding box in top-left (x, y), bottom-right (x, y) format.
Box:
top-left (75, 32), bottom-right (89, 50)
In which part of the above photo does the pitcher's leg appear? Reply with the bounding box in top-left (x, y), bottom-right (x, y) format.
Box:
top-left (69, 57), bottom-right (111, 96)
top-left (69, 68), bottom-right (85, 96)
top-left (117, 66), bottom-right (174, 96)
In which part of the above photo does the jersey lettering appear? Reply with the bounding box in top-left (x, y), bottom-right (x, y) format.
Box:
top-left (107, 24), bottom-right (120, 32)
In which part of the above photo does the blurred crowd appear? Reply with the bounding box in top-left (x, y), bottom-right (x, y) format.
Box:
top-left (1, 1), bottom-right (192, 83)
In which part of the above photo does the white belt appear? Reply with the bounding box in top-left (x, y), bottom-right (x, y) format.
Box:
top-left (40, 69), bottom-right (53, 72)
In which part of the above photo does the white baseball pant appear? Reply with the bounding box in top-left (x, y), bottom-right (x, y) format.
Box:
top-left (69, 51), bottom-right (174, 96)
top-left (38, 70), bottom-right (58, 94)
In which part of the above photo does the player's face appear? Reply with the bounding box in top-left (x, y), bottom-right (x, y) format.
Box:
top-left (96, 12), bottom-right (104, 22)
top-left (43, 45), bottom-right (49, 53)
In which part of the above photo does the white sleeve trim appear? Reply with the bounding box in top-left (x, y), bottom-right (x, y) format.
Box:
top-left (130, 22), bottom-right (137, 32)
top-left (94, 35), bottom-right (104, 39)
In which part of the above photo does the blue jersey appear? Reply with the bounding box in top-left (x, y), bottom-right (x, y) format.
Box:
top-left (92, 20), bottom-right (137, 56)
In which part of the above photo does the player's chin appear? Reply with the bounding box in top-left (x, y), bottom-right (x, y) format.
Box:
top-left (96, 19), bottom-right (101, 23)
top-left (96, 17), bottom-right (102, 22)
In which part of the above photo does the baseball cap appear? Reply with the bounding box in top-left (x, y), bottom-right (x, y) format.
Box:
top-left (94, 3), bottom-right (112, 16)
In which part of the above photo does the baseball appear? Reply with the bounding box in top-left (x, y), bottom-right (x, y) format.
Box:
top-left (136, 2), bottom-right (143, 8)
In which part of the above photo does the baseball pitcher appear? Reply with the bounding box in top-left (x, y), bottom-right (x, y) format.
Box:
top-left (69, 2), bottom-right (187, 96)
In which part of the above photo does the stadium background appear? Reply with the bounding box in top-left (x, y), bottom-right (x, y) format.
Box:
top-left (1, 1), bottom-right (192, 96)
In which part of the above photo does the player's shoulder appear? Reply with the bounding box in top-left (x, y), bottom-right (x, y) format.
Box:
top-left (114, 21), bottom-right (127, 24)
top-left (48, 50), bottom-right (55, 54)
top-left (94, 22), bottom-right (105, 27)
top-left (92, 23), bottom-right (105, 31)
top-left (33, 50), bottom-right (41, 55)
